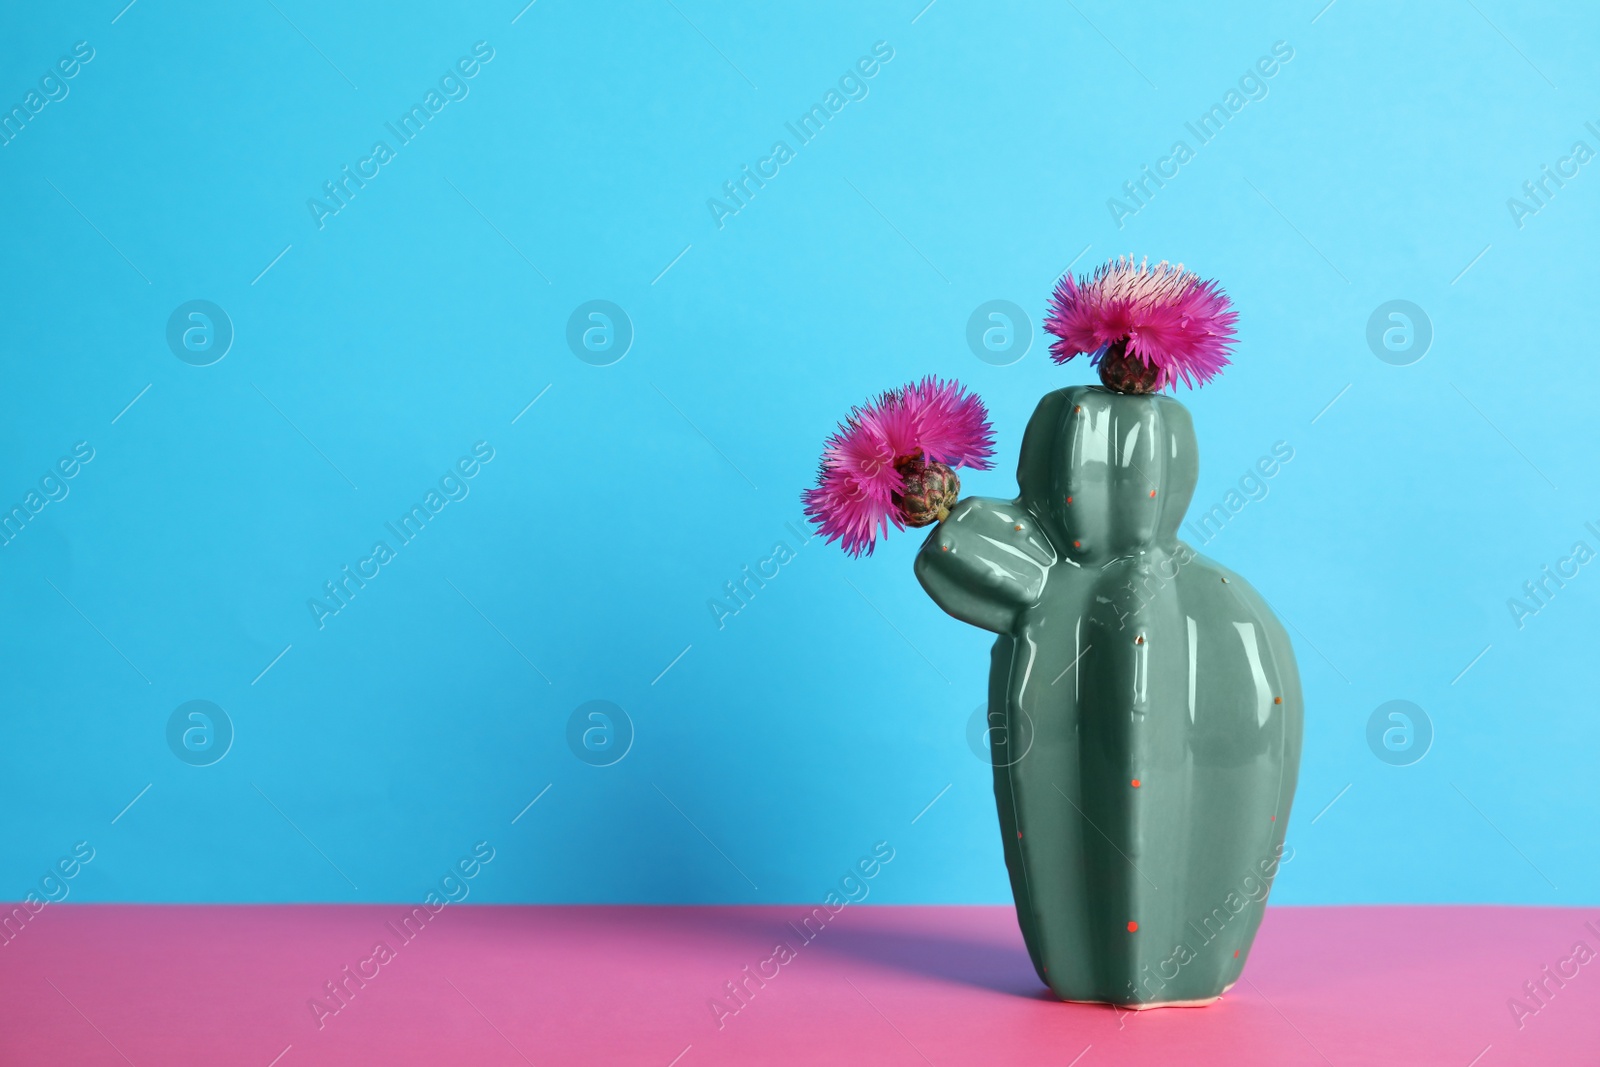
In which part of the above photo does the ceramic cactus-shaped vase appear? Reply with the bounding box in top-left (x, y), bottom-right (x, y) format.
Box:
top-left (915, 384), bottom-right (1302, 1008)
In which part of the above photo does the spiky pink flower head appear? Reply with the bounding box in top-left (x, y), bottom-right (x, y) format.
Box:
top-left (1044, 256), bottom-right (1237, 392)
top-left (803, 377), bottom-right (994, 556)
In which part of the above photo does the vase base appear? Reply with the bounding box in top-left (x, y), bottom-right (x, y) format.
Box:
top-left (1062, 981), bottom-right (1236, 1010)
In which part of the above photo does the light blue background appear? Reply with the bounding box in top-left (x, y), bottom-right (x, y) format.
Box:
top-left (1, 0), bottom-right (1595, 905)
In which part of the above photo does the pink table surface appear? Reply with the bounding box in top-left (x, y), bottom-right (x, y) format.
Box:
top-left (1, 903), bottom-right (1594, 1065)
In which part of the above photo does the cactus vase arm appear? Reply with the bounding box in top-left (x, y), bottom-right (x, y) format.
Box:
top-left (913, 496), bottom-right (1055, 634)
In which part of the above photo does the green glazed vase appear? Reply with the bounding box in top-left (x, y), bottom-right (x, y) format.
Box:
top-left (914, 384), bottom-right (1303, 1008)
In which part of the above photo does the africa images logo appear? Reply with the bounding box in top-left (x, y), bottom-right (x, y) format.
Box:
top-left (306, 42), bottom-right (496, 230)
top-left (307, 442), bottom-right (495, 630)
top-left (706, 41), bottom-right (895, 230)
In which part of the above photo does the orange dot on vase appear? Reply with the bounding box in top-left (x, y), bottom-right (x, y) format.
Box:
top-left (1134, 635), bottom-right (1145, 645)
top-left (1149, 490), bottom-right (1156, 498)
top-left (1014, 524), bottom-right (1023, 531)
top-left (1270, 815), bottom-right (1276, 821)
top-left (1127, 921), bottom-right (1138, 932)
top-left (1274, 696), bottom-right (1283, 704)
top-left (1131, 779), bottom-right (1141, 788)
top-left (1234, 950), bottom-right (1240, 958)
top-left (1066, 496), bottom-right (1073, 504)
top-left (1073, 540), bottom-right (1081, 548)
top-left (1074, 405), bottom-right (1082, 413)
top-left (1017, 831), bottom-right (1023, 839)
top-left (940, 544), bottom-right (949, 552)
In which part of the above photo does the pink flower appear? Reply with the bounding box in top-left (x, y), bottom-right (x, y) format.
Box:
top-left (803, 377), bottom-right (994, 556)
top-left (1044, 256), bottom-right (1237, 390)
top-left (901, 376), bottom-right (995, 469)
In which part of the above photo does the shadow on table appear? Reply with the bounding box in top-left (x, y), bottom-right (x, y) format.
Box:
top-left (809, 922), bottom-right (1049, 998)
top-left (657, 908), bottom-right (1048, 999)
top-left (460, 904), bottom-right (1060, 1000)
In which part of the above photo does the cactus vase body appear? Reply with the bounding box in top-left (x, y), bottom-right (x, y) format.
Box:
top-left (915, 385), bottom-right (1303, 1008)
